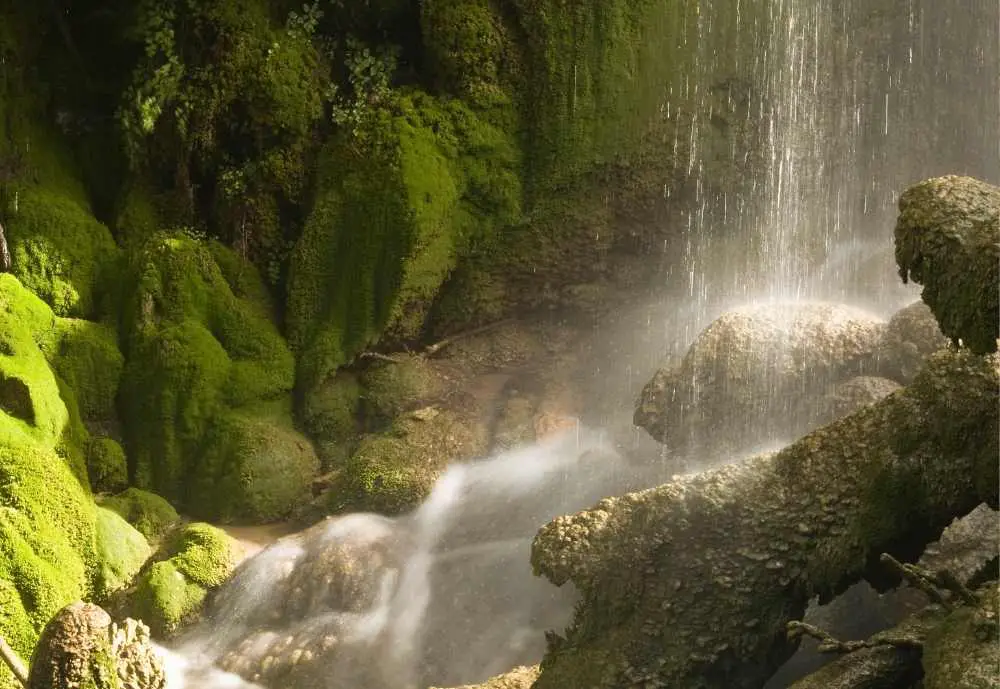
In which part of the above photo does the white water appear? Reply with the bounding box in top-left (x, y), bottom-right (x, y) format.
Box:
top-left (157, 1), bottom-right (999, 687)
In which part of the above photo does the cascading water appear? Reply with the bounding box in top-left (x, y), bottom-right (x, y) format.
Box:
top-left (158, 1), bottom-right (998, 687)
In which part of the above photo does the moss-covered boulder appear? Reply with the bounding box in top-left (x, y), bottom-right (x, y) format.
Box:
top-left (48, 318), bottom-right (123, 431)
top-left (286, 90), bottom-right (520, 392)
top-left (128, 523), bottom-right (237, 638)
top-left (877, 301), bottom-right (951, 384)
top-left (119, 235), bottom-right (316, 520)
top-left (4, 186), bottom-right (120, 320)
top-left (86, 436), bottom-right (128, 495)
top-left (360, 355), bottom-right (447, 427)
top-left (99, 488), bottom-right (179, 543)
top-left (338, 407), bottom-right (488, 515)
top-left (93, 507), bottom-right (152, 602)
top-left (301, 372), bottom-right (363, 447)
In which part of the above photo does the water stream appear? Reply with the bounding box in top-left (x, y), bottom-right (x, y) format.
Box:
top-left (158, 1), bottom-right (999, 687)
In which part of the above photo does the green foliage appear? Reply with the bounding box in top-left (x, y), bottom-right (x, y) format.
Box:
top-left (287, 89), bottom-right (521, 392)
top-left (93, 506), bottom-right (152, 602)
top-left (99, 487), bottom-right (179, 542)
top-left (301, 372), bottom-right (362, 443)
top-left (128, 522), bottom-right (236, 637)
top-left (3, 187), bottom-right (120, 319)
top-left (86, 436), bottom-right (128, 495)
top-left (49, 319), bottom-right (124, 428)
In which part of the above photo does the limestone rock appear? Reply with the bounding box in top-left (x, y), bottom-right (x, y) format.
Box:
top-left (877, 301), bottom-right (950, 383)
top-left (429, 665), bottom-right (540, 689)
top-left (895, 175), bottom-right (1000, 354)
top-left (827, 376), bottom-right (901, 418)
top-left (634, 301), bottom-right (885, 458)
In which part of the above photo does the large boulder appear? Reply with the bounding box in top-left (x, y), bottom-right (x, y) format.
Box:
top-left (877, 301), bottom-right (951, 383)
top-left (634, 301), bottom-right (886, 458)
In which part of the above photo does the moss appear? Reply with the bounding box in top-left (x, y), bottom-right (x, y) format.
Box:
top-left (167, 523), bottom-right (237, 589)
top-left (301, 372), bottom-right (362, 443)
top-left (93, 506), bottom-right (152, 602)
top-left (128, 522), bottom-right (237, 637)
top-left (4, 186), bottom-right (120, 319)
top-left (192, 400), bottom-right (320, 522)
top-left (286, 90), bottom-right (520, 392)
top-left (86, 436), bottom-right (128, 494)
top-left (922, 584), bottom-right (1000, 689)
top-left (339, 408), bottom-right (485, 515)
top-left (118, 236), bottom-right (300, 516)
top-left (130, 560), bottom-right (206, 638)
top-left (49, 318), bottom-right (124, 428)
top-left (359, 355), bottom-right (446, 427)
top-left (99, 488), bottom-right (179, 542)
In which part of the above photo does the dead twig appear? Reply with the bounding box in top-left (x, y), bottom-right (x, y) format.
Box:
top-left (0, 635), bottom-right (28, 687)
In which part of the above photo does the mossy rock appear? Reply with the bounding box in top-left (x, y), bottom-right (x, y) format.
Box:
top-left (339, 408), bottom-right (487, 515)
top-left (48, 318), bottom-right (123, 428)
top-left (0, 440), bottom-right (96, 689)
top-left (301, 372), bottom-right (362, 444)
top-left (4, 186), bottom-right (120, 319)
top-left (118, 236), bottom-right (299, 517)
top-left (99, 488), bottom-right (179, 542)
top-left (127, 522), bottom-right (237, 638)
top-left (86, 436), bottom-right (128, 494)
top-left (93, 506), bottom-right (152, 602)
top-left (287, 90), bottom-right (520, 391)
top-left (360, 355), bottom-right (446, 427)
top-left (192, 401), bottom-right (320, 523)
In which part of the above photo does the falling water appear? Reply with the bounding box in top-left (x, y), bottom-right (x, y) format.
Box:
top-left (158, 1), bottom-right (999, 687)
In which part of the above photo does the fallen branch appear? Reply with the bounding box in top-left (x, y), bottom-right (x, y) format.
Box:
top-left (422, 318), bottom-right (515, 357)
top-left (0, 636), bottom-right (27, 687)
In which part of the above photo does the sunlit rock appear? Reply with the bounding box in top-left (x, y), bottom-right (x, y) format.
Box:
top-left (634, 301), bottom-right (885, 458)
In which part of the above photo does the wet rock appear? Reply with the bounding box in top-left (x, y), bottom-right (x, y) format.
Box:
top-left (877, 301), bottom-right (951, 383)
top-left (634, 301), bottom-right (886, 458)
top-left (827, 376), bottom-right (901, 418)
top-left (27, 602), bottom-right (164, 689)
top-left (895, 175), bottom-right (1000, 355)
top-left (429, 664), bottom-right (540, 689)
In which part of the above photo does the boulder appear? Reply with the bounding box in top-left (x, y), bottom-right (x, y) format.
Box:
top-left (26, 602), bottom-right (164, 689)
top-left (877, 301), bottom-right (950, 383)
top-left (895, 175), bottom-right (1000, 354)
top-left (634, 301), bottom-right (886, 458)
top-left (429, 665), bottom-right (540, 689)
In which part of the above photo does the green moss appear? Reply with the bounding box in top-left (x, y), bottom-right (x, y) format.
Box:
top-left (340, 408), bottom-right (485, 515)
top-left (99, 488), bottom-right (179, 542)
top-left (130, 560), bottom-right (206, 638)
top-left (360, 355), bottom-right (446, 426)
top-left (118, 236), bottom-right (300, 516)
top-left (86, 436), bottom-right (128, 494)
top-left (93, 506), bottom-right (152, 601)
top-left (287, 90), bottom-right (520, 391)
top-left (4, 186), bottom-right (120, 319)
top-left (0, 439), bottom-right (96, 681)
top-left (128, 522), bottom-right (237, 637)
top-left (49, 318), bottom-right (124, 428)
top-left (301, 372), bottom-right (362, 444)
top-left (193, 400), bottom-right (320, 522)
top-left (167, 523), bottom-right (236, 589)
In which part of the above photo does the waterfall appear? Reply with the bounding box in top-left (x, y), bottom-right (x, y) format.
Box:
top-left (156, 1), bottom-right (999, 687)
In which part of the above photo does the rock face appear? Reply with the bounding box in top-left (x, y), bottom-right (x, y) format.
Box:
top-left (895, 175), bottom-right (1000, 355)
top-left (532, 349), bottom-right (998, 689)
top-left (634, 301), bottom-right (886, 458)
top-left (26, 602), bottom-right (164, 689)
top-left (430, 665), bottom-right (540, 689)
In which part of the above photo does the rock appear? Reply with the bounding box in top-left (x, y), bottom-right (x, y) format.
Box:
top-left (26, 602), bottom-right (165, 689)
top-left (92, 508), bottom-right (152, 602)
top-left (634, 301), bottom-right (886, 458)
top-left (532, 350), bottom-right (999, 689)
top-left (895, 175), bottom-right (1000, 354)
top-left (827, 376), bottom-right (901, 418)
top-left (877, 301), bottom-right (950, 383)
top-left (429, 665), bottom-right (540, 689)
top-left (99, 488), bottom-right (180, 543)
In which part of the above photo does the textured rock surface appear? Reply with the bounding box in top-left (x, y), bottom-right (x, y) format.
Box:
top-left (634, 301), bottom-right (886, 458)
top-left (877, 301), bottom-right (951, 384)
top-left (26, 602), bottom-right (165, 689)
top-left (895, 176), bottom-right (1000, 355)
top-left (430, 665), bottom-right (540, 689)
top-left (534, 350), bottom-right (998, 689)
